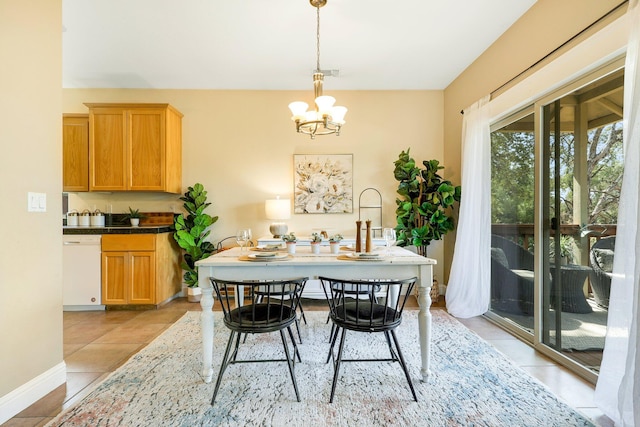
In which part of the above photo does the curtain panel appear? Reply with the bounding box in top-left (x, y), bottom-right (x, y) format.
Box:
top-left (446, 95), bottom-right (491, 318)
top-left (595, 1), bottom-right (640, 425)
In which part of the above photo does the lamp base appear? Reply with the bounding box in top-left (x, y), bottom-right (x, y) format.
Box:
top-left (270, 222), bottom-right (288, 239)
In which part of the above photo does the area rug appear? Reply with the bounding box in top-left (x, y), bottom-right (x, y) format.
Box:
top-left (494, 299), bottom-right (609, 351)
top-left (47, 310), bottom-right (594, 427)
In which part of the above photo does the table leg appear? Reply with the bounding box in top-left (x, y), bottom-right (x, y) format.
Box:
top-left (417, 265), bottom-right (432, 382)
top-left (200, 272), bottom-right (215, 383)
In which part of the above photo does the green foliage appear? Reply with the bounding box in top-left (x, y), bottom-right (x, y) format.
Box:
top-left (550, 235), bottom-right (575, 263)
top-left (173, 183), bottom-right (218, 287)
top-left (585, 123), bottom-right (623, 224)
top-left (490, 130), bottom-right (535, 224)
top-left (393, 149), bottom-right (461, 250)
top-left (126, 207), bottom-right (145, 219)
top-left (491, 120), bottom-right (623, 226)
top-left (281, 232), bottom-right (297, 243)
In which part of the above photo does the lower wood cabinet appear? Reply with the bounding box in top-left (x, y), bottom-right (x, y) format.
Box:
top-left (101, 233), bottom-right (181, 306)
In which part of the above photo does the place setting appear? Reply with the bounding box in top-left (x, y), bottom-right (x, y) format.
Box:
top-left (337, 227), bottom-right (396, 261)
top-left (251, 244), bottom-right (285, 252)
top-left (337, 251), bottom-right (386, 262)
top-left (240, 252), bottom-right (292, 262)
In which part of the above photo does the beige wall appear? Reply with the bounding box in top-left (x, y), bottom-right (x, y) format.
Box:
top-left (62, 89), bottom-right (447, 278)
top-left (0, 0), bottom-right (64, 415)
top-left (442, 0), bottom-right (626, 282)
top-left (1, 0), bottom-right (629, 418)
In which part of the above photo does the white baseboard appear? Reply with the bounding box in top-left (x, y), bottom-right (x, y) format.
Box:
top-left (63, 305), bottom-right (105, 312)
top-left (439, 283), bottom-right (447, 296)
top-left (0, 362), bottom-right (66, 424)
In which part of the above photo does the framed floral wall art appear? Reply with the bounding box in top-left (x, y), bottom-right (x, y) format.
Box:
top-left (293, 154), bottom-right (353, 214)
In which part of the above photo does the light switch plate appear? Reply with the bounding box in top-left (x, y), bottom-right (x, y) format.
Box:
top-left (28, 192), bottom-right (46, 212)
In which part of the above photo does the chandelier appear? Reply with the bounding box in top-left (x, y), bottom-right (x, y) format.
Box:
top-left (288, 0), bottom-right (347, 139)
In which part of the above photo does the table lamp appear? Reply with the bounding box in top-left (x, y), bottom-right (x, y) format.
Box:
top-left (265, 197), bottom-right (291, 238)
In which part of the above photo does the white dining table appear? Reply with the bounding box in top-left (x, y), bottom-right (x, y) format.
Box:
top-left (195, 245), bottom-right (436, 383)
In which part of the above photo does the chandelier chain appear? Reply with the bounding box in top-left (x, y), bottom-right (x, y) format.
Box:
top-left (316, 4), bottom-right (321, 72)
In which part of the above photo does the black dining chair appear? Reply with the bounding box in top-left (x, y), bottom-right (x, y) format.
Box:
top-left (319, 276), bottom-right (418, 403)
top-left (325, 281), bottom-right (381, 352)
top-left (209, 276), bottom-right (308, 405)
top-left (247, 280), bottom-right (308, 344)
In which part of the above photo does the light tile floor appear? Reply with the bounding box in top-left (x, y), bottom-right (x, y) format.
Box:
top-left (2, 298), bottom-right (614, 426)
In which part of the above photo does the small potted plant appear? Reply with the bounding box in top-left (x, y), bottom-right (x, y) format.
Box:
top-left (310, 232), bottom-right (323, 254)
top-left (329, 233), bottom-right (343, 254)
top-left (282, 232), bottom-right (297, 254)
top-left (126, 207), bottom-right (145, 227)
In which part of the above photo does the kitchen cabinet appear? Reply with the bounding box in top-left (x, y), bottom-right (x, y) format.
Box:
top-left (101, 233), bottom-right (181, 306)
top-left (85, 103), bottom-right (183, 193)
top-left (62, 114), bottom-right (89, 192)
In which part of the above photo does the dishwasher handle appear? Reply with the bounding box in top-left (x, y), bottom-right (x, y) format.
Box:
top-left (63, 236), bottom-right (102, 245)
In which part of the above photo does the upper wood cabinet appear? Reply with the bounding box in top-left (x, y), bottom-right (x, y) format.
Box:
top-left (62, 114), bottom-right (89, 192)
top-left (85, 103), bottom-right (183, 194)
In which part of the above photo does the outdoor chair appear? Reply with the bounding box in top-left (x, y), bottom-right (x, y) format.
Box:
top-left (490, 235), bottom-right (535, 315)
top-left (589, 236), bottom-right (615, 308)
top-left (320, 276), bottom-right (418, 403)
top-left (209, 277), bottom-right (308, 405)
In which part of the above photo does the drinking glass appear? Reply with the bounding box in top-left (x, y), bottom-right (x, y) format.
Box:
top-left (236, 229), bottom-right (249, 253)
top-left (383, 228), bottom-right (396, 255)
top-left (246, 228), bottom-right (253, 248)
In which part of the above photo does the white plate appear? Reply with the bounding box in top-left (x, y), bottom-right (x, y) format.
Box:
top-left (252, 245), bottom-right (283, 252)
top-left (246, 253), bottom-right (289, 261)
top-left (345, 252), bottom-right (384, 261)
top-left (344, 244), bottom-right (380, 251)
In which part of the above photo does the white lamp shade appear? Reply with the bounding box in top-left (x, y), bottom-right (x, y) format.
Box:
top-left (315, 95), bottom-right (336, 114)
top-left (288, 102), bottom-right (308, 120)
top-left (265, 198), bottom-right (291, 220)
top-left (330, 106), bottom-right (348, 124)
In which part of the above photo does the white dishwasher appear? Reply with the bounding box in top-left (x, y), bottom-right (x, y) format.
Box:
top-left (63, 234), bottom-right (104, 311)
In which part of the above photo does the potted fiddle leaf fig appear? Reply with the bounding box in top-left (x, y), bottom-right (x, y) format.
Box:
top-left (393, 148), bottom-right (461, 256)
top-left (173, 183), bottom-right (218, 302)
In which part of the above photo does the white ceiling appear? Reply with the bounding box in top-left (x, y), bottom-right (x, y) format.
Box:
top-left (62, 0), bottom-right (537, 91)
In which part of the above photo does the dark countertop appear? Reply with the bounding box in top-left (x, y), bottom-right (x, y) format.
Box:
top-left (63, 225), bottom-right (173, 235)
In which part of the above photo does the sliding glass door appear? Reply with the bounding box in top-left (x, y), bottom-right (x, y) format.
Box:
top-left (540, 69), bottom-right (623, 372)
top-left (489, 109), bottom-right (535, 334)
top-left (489, 64), bottom-right (624, 377)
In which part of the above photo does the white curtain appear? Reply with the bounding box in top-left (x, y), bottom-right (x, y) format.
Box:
top-left (595, 1), bottom-right (640, 425)
top-left (446, 95), bottom-right (491, 318)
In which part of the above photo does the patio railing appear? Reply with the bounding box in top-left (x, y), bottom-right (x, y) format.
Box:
top-left (491, 223), bottom-right (617, 251)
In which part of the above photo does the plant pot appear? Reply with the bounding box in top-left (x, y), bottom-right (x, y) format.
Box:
top-left (311, 242), bottom-right (321, 254)
top-left (286, 242), bottom-right (296, 254)
top-left (330, 241), bottom-right (340, 254)
top-left (187, 286), bottom-right (202, 303)
top-left (130, 218), bottom-right (140, 227)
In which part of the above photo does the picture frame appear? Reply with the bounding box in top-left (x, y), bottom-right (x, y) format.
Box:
top-left (293, 154), bottom-right (353, 214)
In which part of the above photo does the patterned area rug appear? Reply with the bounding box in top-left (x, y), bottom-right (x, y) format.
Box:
top-left (47, 310), bottom-right (594, 427)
